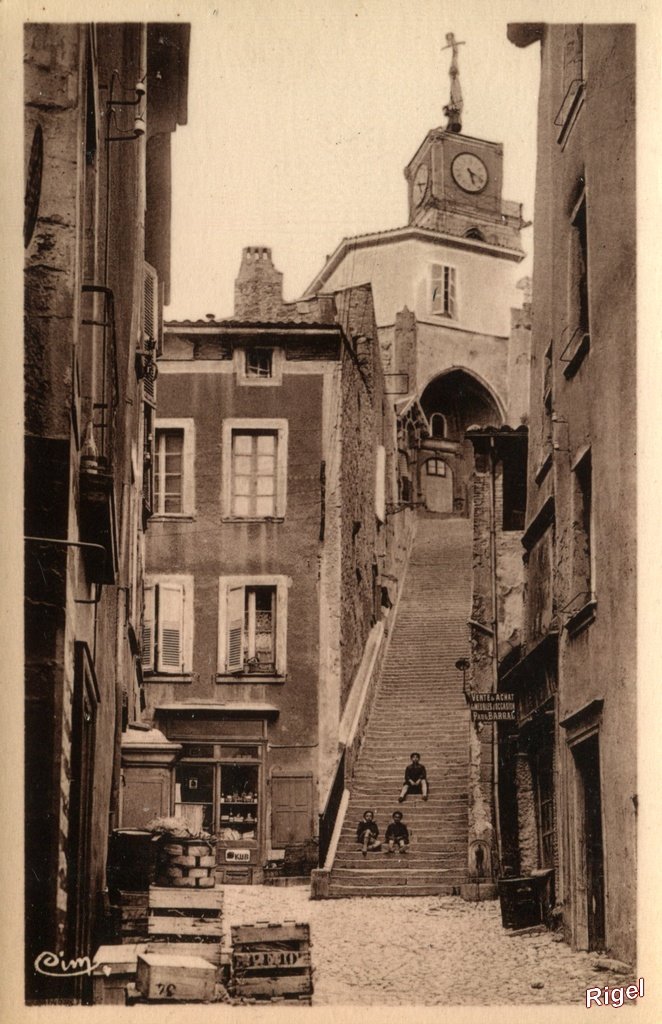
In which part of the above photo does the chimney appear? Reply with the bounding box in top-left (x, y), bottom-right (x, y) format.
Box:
top-left (234, 247), bottom-right (287, 320)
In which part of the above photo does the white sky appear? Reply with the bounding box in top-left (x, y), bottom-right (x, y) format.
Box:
top-left (167, 0), bottom-right (541, 320)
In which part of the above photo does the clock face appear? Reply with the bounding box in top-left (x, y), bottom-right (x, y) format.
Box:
top-left (451, 152), bottom-right (488, 194)
top-left (413, 163), bottom-right (429, 204)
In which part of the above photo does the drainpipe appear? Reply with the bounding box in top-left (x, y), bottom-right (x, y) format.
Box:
top-left (488, 437), bottom-right (503, 873)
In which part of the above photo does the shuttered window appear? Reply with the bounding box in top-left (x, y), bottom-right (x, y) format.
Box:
top-left (218, 575), bottom-right (287, 677)
top-left (226, 586), bottom-right (244, 673)
top-left (141, 584), bottom-right (155, 672)
top-left (431, 263), bottom-right (457, 318)
top-left (158, 581), bottom-right (184, 672)
top-left (141, 577), bottom-right (192, 675)
top-left (143, 262), bottom-right (159, 348)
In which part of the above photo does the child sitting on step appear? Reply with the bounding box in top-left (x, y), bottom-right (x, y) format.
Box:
top-left (385, 810), bottom-right (409, 854)
top-left (398, 752), bottom-right (429, 802)
top-left (356, 809), bottom-right (381, 856)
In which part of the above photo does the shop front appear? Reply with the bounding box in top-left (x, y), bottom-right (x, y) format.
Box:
top-left (121, 704), bottom-right (280, 884)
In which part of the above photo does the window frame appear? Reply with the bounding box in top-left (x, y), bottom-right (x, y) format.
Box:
top-left (142, 574), bottom-right (194, 678)
top-left (153, 418), bottom-right (195, 518)
top-left (430, 262), bottom-right (458, 319)
top-left (217, 574), bottom-right (289, 680)
top-left (566, 447), bottom-right (596, 637)
top-left (234, 345), bottom-right (283, 386)
top-left (221, 418), bottom-right (288, 521)
top-left (425, 457), bottom-right (447, 477)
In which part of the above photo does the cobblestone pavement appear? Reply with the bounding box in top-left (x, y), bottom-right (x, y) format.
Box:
top-left (222, 886), bottom-right (635, 1007)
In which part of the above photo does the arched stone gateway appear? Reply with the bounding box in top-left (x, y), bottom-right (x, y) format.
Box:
top-left (419, 369), bottom-right (503, 516)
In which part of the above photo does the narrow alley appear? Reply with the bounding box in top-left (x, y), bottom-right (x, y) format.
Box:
top-left (222, 886), bottom-right (637, 1006)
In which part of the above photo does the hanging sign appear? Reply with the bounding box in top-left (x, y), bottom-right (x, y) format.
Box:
top-left (469, 692), bottom-right (516, 722)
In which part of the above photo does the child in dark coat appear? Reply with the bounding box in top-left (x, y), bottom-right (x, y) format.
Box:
top-left (398, 752), bottom-right (428, 801)
top-left (385, 810), bottom-right (409, 854)
top-left (356, 809), bottom-right (381, 856)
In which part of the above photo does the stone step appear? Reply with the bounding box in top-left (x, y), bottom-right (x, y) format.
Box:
top-left (332, 868), bottom-right (459, 884)
top-left (327, 883), bottom-right (466, 898)
top-left (331, 517), bottom-right (473, 893)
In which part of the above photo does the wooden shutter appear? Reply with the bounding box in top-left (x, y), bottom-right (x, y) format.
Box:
top-left (226, 585), bottom-right (245, 672)
top-left (375, 444), bottom-right (386, 523)
top-left (430, 264), bottom-right (442, 313)
top-left (447, 266), bottom-right (457, 317)
top-left (157, 581), bottom-right (185, 672)
top-left (271, 775), bottom-right (313, 846)
top-left (143, 262), bottom-right (159, 347)
top-left (141, 584), bottom-right (155, 671)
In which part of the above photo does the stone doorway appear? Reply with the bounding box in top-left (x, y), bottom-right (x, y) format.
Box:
top-left (419, 369), bottom-right (503, 516)
top-left (572, 733), bottom-right (606, 951)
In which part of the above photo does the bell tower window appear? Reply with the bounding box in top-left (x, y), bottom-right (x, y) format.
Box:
top-left (430, 264), bottom-right (457, 319)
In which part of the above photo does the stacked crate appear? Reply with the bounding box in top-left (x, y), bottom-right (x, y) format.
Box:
top-left (116, 891), bottom-right (150, 944)
top-left (147, 885), bottom-right (224, 969)
top-left (231, 921), bottom-right (313, 1004)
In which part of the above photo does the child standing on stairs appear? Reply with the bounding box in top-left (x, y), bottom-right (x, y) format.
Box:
top-left (356, 810), bottom-right (381, 856)
top-left (398, 752), bottom-right (429, 802)
top-left (385, 810), bottom-right (410, 854)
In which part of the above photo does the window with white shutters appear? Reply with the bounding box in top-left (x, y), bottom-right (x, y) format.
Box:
top-left (226, 586), bottom-right (244, 673)
top-left (141, 576), bottom-right (193, 676)
top-left (141, 584), bottom-right (155, 672)
top-left (158, 581), bottom-right (184, 672)
top-left (218, 575), bottom-right (288, 679)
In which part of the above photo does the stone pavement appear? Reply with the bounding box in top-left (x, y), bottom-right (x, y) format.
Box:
top-left (222, 886), bottom-right (635, 1006)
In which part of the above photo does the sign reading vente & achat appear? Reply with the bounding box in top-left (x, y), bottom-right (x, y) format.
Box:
top-left (469, 692), bottom-right (516, 722)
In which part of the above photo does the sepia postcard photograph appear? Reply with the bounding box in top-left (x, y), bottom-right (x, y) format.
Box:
top-left (3, 0), bottom-right (660, 1019)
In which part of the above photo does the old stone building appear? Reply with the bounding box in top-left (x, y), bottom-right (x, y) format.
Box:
top-left (479, 23), bottom-right (636, 963)
top-left (24, 23), bottom-right (189, 1001)
top-left (122, 248), bottom-right (410, 882)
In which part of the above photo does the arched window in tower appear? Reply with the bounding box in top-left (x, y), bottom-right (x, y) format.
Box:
top-left (430, 413), bottom-right (447, 439)
top-left (464, 227), bottom-right (486, 241)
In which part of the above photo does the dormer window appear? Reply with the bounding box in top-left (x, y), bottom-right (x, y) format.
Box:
top-left (246, 348), bottom-right (273, 378)
top-left (430, 264), bottom-right (457, 319)
top-left (464, 227), bottom-right (486, 241)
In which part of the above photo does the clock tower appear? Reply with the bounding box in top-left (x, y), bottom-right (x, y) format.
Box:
top-left (404, 36), bottom-right (521, 250)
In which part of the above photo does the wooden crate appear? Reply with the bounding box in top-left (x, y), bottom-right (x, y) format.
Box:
top-left (136, 952), bottom-right (216, 1002)
top-left (145, 941), bottom-right (223, 967)
top-left (116, 891), bottom-right (149, 943)
top-left (92, 943), bottom-right (147, 1005)
top-left (231, 921), bottom-right (313, 1001)
top-left (147, 885), bottom-right (223, 944)
top-left (126, 982), bottom-right (231, 1005)
top-left (221, 866), bottom-right (253, 885)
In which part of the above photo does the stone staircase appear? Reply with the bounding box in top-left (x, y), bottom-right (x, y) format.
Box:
top-left (329, 515), bottom-right (472, 897)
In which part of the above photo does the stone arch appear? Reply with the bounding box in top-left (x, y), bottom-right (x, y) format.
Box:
top-left (418, 368), bottom-right (504, 517)
top-left (418, 366), bottom-right (505, 427)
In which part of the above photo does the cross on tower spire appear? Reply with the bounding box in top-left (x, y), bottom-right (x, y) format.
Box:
top-left (442, 32), bottom-right (465, 134)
